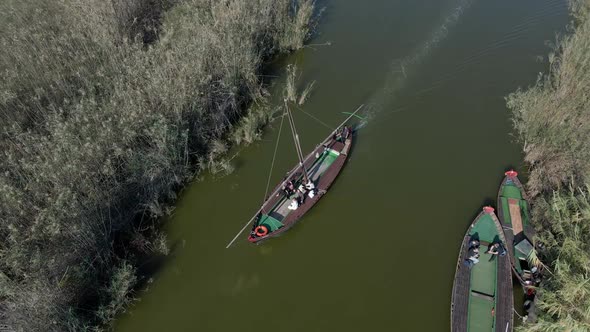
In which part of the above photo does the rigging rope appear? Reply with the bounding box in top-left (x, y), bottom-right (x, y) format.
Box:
top-left (262, 108), bottom-right (286, 202)
top-left (224, 109), bottom-right (286, 249)
top-left (296, 106), bottom-right (333, 130)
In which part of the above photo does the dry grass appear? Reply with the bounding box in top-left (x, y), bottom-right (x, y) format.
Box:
top-left (508, 1), bottom-right (590, 330)
top-left (507, 0), bottom-right (590, 197)
top-left (517, 188), bottom-right (590, 331)
top-left (0, 0), bottom-right (316, 330)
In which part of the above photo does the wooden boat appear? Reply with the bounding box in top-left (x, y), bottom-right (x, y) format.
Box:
top-left (497, 170), bottom-right (537, 286)
top-left (451, 207), bottom-right (513, 332)
top-left (244, 105), bottom-right (358, 244)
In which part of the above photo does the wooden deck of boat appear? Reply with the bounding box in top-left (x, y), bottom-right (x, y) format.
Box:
top-left (250, 137), bottom-right (350, 242)
top-left (268, 146), bottom-right (344, 220)
top-left (451, 234), bottom-right (473, 332)
top-left (278, 142), bottom-right (347, 227)
top-left (495, 255), bottom-right (513, 332)
top-left (508, 198), bottom-right (524, 234)
top-left (451, 220), bottom-right (514, 332)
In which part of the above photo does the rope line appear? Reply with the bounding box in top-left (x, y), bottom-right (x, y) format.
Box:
top-left (296, 106), bottom-right (334, 130)
top-left (224, 110), bottom-right (286, 249)
top-left (262, 109), bottom-right (286, 202)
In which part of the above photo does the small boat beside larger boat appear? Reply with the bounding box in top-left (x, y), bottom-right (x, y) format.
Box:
top-left (451, 207), bottom-right (513, 332)
top-left (497, 170), bottom-right (539, 286)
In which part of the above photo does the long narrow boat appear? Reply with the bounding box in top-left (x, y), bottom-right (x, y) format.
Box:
top-left (451, 207), bottom-right (513, 332)
top-left (245, 105), bottom-right (358, 244)
top-left (497, 170), bottom-right (537, 286)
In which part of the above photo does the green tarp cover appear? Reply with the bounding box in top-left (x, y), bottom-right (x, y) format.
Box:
top-left (320, 150), bottom-right (339, 175)
top-left (258, 214), bottom-right (284, 232)
top-left (500, 186), bottom-right (530, 227)
top-left (469, 214), bottom-right (499, 243)
top-left (470, 251), bottom-right (497, 296)
top-left (468, 295), bottom-right (495, 331)
top-left (500, 197), bottom-right (511, 225)
top-left (501, 184), bottom-right (522, 199)
top-left (467, 251), bottom-right (498, 331)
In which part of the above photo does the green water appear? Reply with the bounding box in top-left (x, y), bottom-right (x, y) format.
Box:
top-left (116, 0), bottom-right (568, 330)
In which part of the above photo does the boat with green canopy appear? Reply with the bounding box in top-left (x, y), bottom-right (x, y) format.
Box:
top-left (451, 206), bottom-right (513, 332)
top-left (497, 170), bottom-right (538, 287)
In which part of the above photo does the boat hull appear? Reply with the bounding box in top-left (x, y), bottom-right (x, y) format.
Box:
top-left (248, 132), bottom-right (353, 243)
top-left (496, 171), bottom-right (535, 286)
top-left (451, 208), bottom-right (514, 332)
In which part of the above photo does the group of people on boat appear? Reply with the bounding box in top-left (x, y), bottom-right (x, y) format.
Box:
top-left (464, 239), bottom-right (506, 268)
top-left (284, 179), bottom-right (317, 211)
top-left (334, 125), bottom-right (351, 142)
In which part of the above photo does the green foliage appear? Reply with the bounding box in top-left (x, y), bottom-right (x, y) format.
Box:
top-left (518, 188), bottom-right (590, 332)
top-left (508, 1), bottom-right (590, 331)
top-left (0, 0), bottom-right (316, 330)
top-left (506, 0), bottom-right (590, 196)
top-left (96, 262), bottom-right (137, 326)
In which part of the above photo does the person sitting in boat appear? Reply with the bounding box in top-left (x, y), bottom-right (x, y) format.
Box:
top-left (295, 183), bottom-right (307, 205)
top-left (334, 127), bottom-right (343, 141)
top-left (296, 192), bottom-right (304, 205)
top-left (305, 180), bottom-right (316, 198)
top-left (281, 180), bottom-right (295, 197)
top-left (486, 242), bottom-right (506, 256)
top-left (463, 238), bottom-right (481, 268)
top-left (342, 125), bottom-right (351, 139)
top-left (464, 251), bottom-right (480, 268)
top-left (281, 184), bottom-right (290, 197)
top-left (334, 126), bottom-right (352, 142)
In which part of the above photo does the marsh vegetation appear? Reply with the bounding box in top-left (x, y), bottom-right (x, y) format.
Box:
top-left (507, 0), bottom-right (590, 330)
top-left (0, 0), bottom-right (316, 330)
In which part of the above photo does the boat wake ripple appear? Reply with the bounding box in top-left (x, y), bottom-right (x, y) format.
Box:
top-left (359, 0), bottom-right (476, 128)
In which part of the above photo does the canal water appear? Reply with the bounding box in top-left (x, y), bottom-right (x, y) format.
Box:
top-left (116, 0), bottom-right (568, 330)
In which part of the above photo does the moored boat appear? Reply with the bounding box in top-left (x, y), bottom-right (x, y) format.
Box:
top-left (497, 170), bottom-right (541, 321)
top-left (497, 170), bottom-right (539, 286)
top-left (451, 207), bottom-right (513, 332)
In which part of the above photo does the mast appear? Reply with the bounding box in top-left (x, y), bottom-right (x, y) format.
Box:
top-left (284, 99), bottom-right (310, 182)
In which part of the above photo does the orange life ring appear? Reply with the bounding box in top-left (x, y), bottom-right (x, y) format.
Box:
top-left (255, 225), bottom-right (268, 237)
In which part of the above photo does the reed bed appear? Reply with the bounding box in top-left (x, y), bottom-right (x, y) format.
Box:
top-left (507, 1), bottom-right (590, 330)
top-left (0, 0), bottom-right (316, 330)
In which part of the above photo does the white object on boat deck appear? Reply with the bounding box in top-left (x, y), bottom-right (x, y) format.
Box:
top-left (288, 199), bottom-right (299, 210)
top-left (298, 184), bottom-right (306, 194)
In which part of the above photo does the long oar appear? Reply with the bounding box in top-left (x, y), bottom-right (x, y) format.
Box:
top-left (225, 213), bottom-right (262, 249)
top-left (225, 104), bottom-right (365, 248)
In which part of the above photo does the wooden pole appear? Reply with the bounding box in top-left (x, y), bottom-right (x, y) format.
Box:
top-left (285, 100), bottom-right (310, 182)
top-left (225, 214), bottom-right (260, 249)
